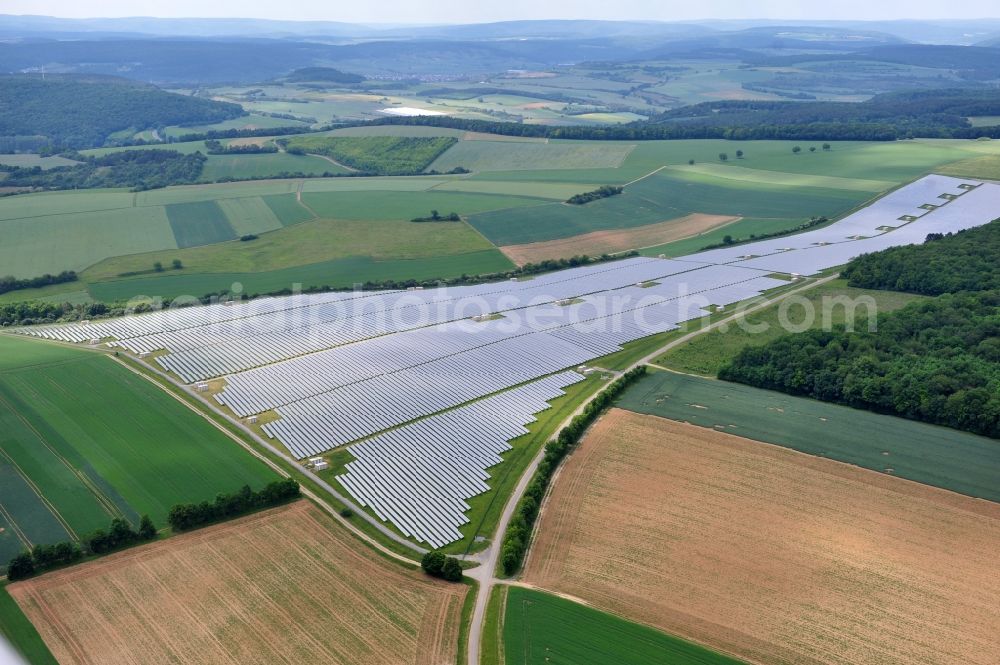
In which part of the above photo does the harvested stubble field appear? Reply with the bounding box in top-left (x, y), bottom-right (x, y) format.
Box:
top-left (9, 501), bottom-right (467, 665)
top-left (524, 408), bottom-right (1000, 665)
top-left (499, 213), bottom-right (739, 264)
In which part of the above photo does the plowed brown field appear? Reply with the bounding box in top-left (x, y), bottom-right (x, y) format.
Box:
top-left (499, 213), bottom-right (738, 265)
top-left (524, 408), bottom-right (1000, 665)
top-left (9, 501), bottom-right (466, 665)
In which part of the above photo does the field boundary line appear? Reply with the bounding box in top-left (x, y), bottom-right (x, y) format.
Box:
top-left (624, 165), bottom-right (667, 187)
top-left (0, 380), bottom-right (123, 522)
top-left (0, 447), bottom-right (75, 541)
top-left (0, 500), bottom-right (33, 550)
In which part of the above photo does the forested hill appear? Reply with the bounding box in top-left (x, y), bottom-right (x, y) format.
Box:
top-left (842, 220), bottom-right (1000, 295)
top-left (0, 74), bottom-right (244, 149)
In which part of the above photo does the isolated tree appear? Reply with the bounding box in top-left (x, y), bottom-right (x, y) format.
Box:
top-left (736, 149), bottom-right (744, 159)
top-left (723, 235), bottom-right (734, 245)
top-left (6, 552), bottom-right (35, 581)
top-left (138, 515), bottom-right (157, 540)
top-left (792, 146), bottom-right (802, 154)
top-left (430, 209), bottom-right (440, 220)
top-left (441, 557), bottom-right (463, 582)
top-left (153, 261), bottom-right (164, 272)
top-left (718, 152), bottom-right (728, 161)
top-left (421, 551), bottom-right (446, 577)
top-left (171, 259), bottom-right (183, 270)
top-left (688, 158), bottom-right (695, 165)
top-left (822, 143), bottom-right (831, 151)
top-left (809, 146), bottom-right (817, 153)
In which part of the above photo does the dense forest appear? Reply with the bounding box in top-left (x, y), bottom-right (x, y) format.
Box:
top-left (719, 220), bottom-right (1000, 438)
top-left (719, 292), bottom-right (1000, 437)
top-left (842, 220), bottom-right (1000, 294)
top-left (0, 74), bottom-right (243, 149)
top-left (0, 150), bottom-right (206, 191)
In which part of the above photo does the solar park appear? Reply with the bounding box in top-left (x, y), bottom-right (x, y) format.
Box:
top-left (20, 174), bottom-right (1000, 548)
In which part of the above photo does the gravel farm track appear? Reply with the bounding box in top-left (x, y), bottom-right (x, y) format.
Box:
top-left (523, 409), bottom-right (1000, 665)
top-left (8, 501), bottom-right (466, 665)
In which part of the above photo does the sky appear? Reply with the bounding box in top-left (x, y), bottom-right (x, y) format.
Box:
top-left (4, 0), bottom-right (999, 24)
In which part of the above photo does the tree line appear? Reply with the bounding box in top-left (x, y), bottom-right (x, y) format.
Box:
top-left (6, 515), bottom-right (157, 581)
top-left (0, 271), bottom-right (77, 296)
top-left (203, 139), bottom-right (277, 154)
top-left (167, 479), bottom-right (300, 531)
top-left (566, 185), bottom-right (623, 205)
top-left (0, 149), bottom-right (206, 192)
top-left (841, 220), bottom-right (1000, 295)
top-left (719, 291), bottom-right (1000, 438)
top-left (500, 366), bottom-right (647, 576)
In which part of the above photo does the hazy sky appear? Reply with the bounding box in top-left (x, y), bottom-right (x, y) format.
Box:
top-left (5, 0), bottom-right (999, 23)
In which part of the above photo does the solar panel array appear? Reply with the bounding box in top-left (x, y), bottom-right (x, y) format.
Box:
top-left (337, 371), bottom-right (584, 548)
top-left (17, 174), bottom-right (1000, 549)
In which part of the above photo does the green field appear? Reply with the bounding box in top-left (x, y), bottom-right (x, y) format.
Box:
top-left (469, 171), bottom-right (867, 245)
top-left (160, 113), bottom-right (309, 138)
top-left (617, 371), bottom-right (1000, 502)
top-left (428, 140), bottom-right (635, 172)
top-left (0, 335), bottom-right (276, 567)
top-left (262, 193), bottom-right (316, 226)
top-left (86, 249), bottom-right (514, 300)
top-left (655, 280), bottom-right (928, 375)
top-left (503, 586), bottom-right (743, 665)
top-left (301, 189), bottom-right (542, 221)
top-left (166, 200), bottom-right (236, 248)
top-left (5, 134), bottom-right (1000, 302)
top-left (0, 154), bottom-right (79, 170)
top-left (200, 152), bottom-right (341, 181)
top-left (283, 135), bottom-right (457, 174)
top-left (0, 584), bottom-right (57, 665)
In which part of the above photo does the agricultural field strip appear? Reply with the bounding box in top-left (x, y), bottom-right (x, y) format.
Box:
top-left (215, 263), bottom-right (778, 418)
top-left (675, 174), bottom-right (997, 274)
top-left (336, 372), bottom-right (584, 548)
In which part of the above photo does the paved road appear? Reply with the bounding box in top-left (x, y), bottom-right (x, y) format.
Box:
top-left (464, 273), bottom-right (839, 664)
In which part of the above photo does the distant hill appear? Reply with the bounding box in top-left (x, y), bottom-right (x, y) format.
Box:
top-left (0, 74), bottom-right (244, 149)
top-left (751, 44), bottom-right (1000, 81)
top-left (284, 67), bottom-right (365, 84)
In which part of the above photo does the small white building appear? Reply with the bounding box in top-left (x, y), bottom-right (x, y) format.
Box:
top-left (308, 457), bottom-right (329, 471)
top-left (195, 382), bottom-right (209, 392)
top-left (247, 415), bottom-right (258, 424)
